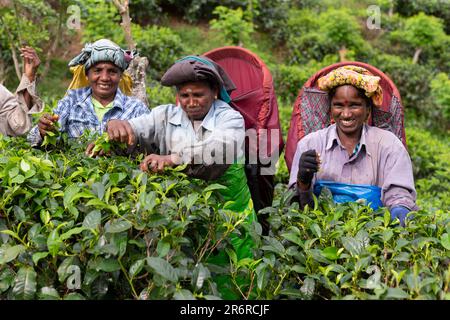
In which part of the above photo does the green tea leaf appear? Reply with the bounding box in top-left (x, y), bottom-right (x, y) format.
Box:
top-left (47, 229), bottom-right (62, 257)
top-left (0, 245), bottom-right (26, 264)
top-left (322, 246), bottom-right (339, 260)
top-left (261, 237), bottom-right (285, 255)
top-left (32, 252), bottom-right (49, 265)
top-left (202, 183), bottom-right (228, 192)
top-left (60, 227), bottom-right (86, 241)
top-left (97, 258), bottom-right (121, 272)
top-left (129, 259), bottom-right (145, 278)
top-left (11, 174), bottom-right (25, 184)
top-left (291, 265), bottom-right (306, 274)
top-left (342, 237), bottom-right (362, 256)
top-left (105, 219), bottom-right (132, 233)
top-left (40, 210), bottom-right (51, 225)
top-left (385, 288), bottom-right (409, 299)
top-left (383, 208), bottom-right (391, 227)
top-left (192, 263), bottom-right (210, 290)
top-left (300, 278), bottom-right (315, 297)
top-left (310, 223), bottom-right (321, 238)
top-left (64, 293), bottom-right (86, 300)
top-left (0, 268), bottom-right (15, 292)
top-left (83, 210), bottom-right (102, 230)
top-left (20, 159), bottom-right (31, 173)
top-left (281, 231), bottom-right (304, 247)
top-left (57, 257), bottom-right (76, 283)
top-left (440, 233), bottom-right (450, 250)
top-left (12, 267), bottom-right (37, 300)
top-left (156, 240), bottom-right (170, 257)
top-left (38, 287), bottom-right (60, 300)
top-left (146, 257), bottom-right (178, 283)
top-left (173, 289), bottom-right (195, 300)
top-left (63, 185), bottom-right (81, 208)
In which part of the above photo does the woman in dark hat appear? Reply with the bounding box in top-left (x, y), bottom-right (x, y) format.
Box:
top-left (90, 55), bottom-right (257, 298)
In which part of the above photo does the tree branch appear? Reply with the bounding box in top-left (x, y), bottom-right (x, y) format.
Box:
top-left (112, 0), bottom-right (135, 50)
top-left (111, 0), bottom-right (149, 106)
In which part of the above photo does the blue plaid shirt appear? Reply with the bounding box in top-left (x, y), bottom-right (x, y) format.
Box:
top-left (28, 87), bottom-right (150, 146)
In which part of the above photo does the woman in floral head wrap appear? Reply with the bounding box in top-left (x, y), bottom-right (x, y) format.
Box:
top-left (289, 65), bottom-right (418, 227)
top-left (27, 39), bottom-right (149, 147)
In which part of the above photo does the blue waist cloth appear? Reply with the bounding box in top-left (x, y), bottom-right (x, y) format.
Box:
top-left (313, 180), bottom-right (383, 210)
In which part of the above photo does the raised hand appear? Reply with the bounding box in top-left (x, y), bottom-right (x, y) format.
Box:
top-left (20, 46), bottom-right (40, 82)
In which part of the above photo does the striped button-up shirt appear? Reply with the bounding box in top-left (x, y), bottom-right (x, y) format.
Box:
top-left (289, 124), bottom-right (418, 210)
top-left (28, 87), bottom-right (150, 146)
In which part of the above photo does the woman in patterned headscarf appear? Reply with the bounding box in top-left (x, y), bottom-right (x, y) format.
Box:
top-left (27, 39), bottom-right (149, 147)
top-left (289, 65), bottom-right (418, 227)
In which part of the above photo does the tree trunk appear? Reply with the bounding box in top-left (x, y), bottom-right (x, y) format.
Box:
top-left (412, 48), bottom-right (422, 64)
top-left (112, 0), bottom-right (149, 106)
top-left (388, 0), bottom-right (393, 17)
top-left (127, 57), bottom-right (149, 106)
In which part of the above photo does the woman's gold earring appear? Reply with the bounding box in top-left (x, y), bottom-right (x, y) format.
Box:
top-left (214, 95), bottom-right (217, 99)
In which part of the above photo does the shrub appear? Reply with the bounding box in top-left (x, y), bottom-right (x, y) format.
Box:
top-left (252, 0), bottom-right (290, 44)
top-left (389, 12), bottom-right (447, 64)
top-left (430, 73), bottom-right (450, 127)
top-left (274, 55), bottom-right (338, 104)
top-left (406, 127), bottom-right (450, 212)
top-left (209, 6), bottom-right (254, 46)
top-left (0, 134), bottom-right (258, 300)
top-left (256, 186), bottom-right (449, 299)
top-left (146, 80), bottom-right (176, 108)
top-left (124, 24), bottom-right (185, 80)
top-left (371, 53), bottom-right (433, 112)
top-left (80, 0), bottom-right (122, 43)
top-left (286, 8), bottom-right (370, 64)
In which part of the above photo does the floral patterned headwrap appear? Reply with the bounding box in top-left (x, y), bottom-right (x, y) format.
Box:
top-left (317, 65), bottom-right (383, 107)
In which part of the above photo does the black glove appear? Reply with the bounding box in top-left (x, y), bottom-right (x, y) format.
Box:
top-left (297, 149), bottom-right (319, 186)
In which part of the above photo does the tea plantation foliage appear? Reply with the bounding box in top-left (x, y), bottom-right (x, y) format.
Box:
top-left (0, 133), bottom-right (448, 300)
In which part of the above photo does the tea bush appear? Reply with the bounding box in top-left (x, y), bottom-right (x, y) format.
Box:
top-left (0, 135), bottom-right (259, 300)
top-left (0, 131), bottom-right (448, 300)
top-left (257, 187), bottom-right (449, 300)
top-left (406, 127), bottom-right (450, 212)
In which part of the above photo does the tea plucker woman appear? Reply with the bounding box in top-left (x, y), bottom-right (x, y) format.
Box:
top-left (289, 66), bottom-right (418, 226)
top-left (90, 56), bottom-right (257, 273)
top-left (0, 47), bottom-right (43, 136)
top-left (27, 39), bottom-right (149, 146)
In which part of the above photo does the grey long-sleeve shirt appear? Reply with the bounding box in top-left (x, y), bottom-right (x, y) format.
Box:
top-left (288, 124), bottom-right (418, 211)
top-left (0, 74), bottom-right (43, 137)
